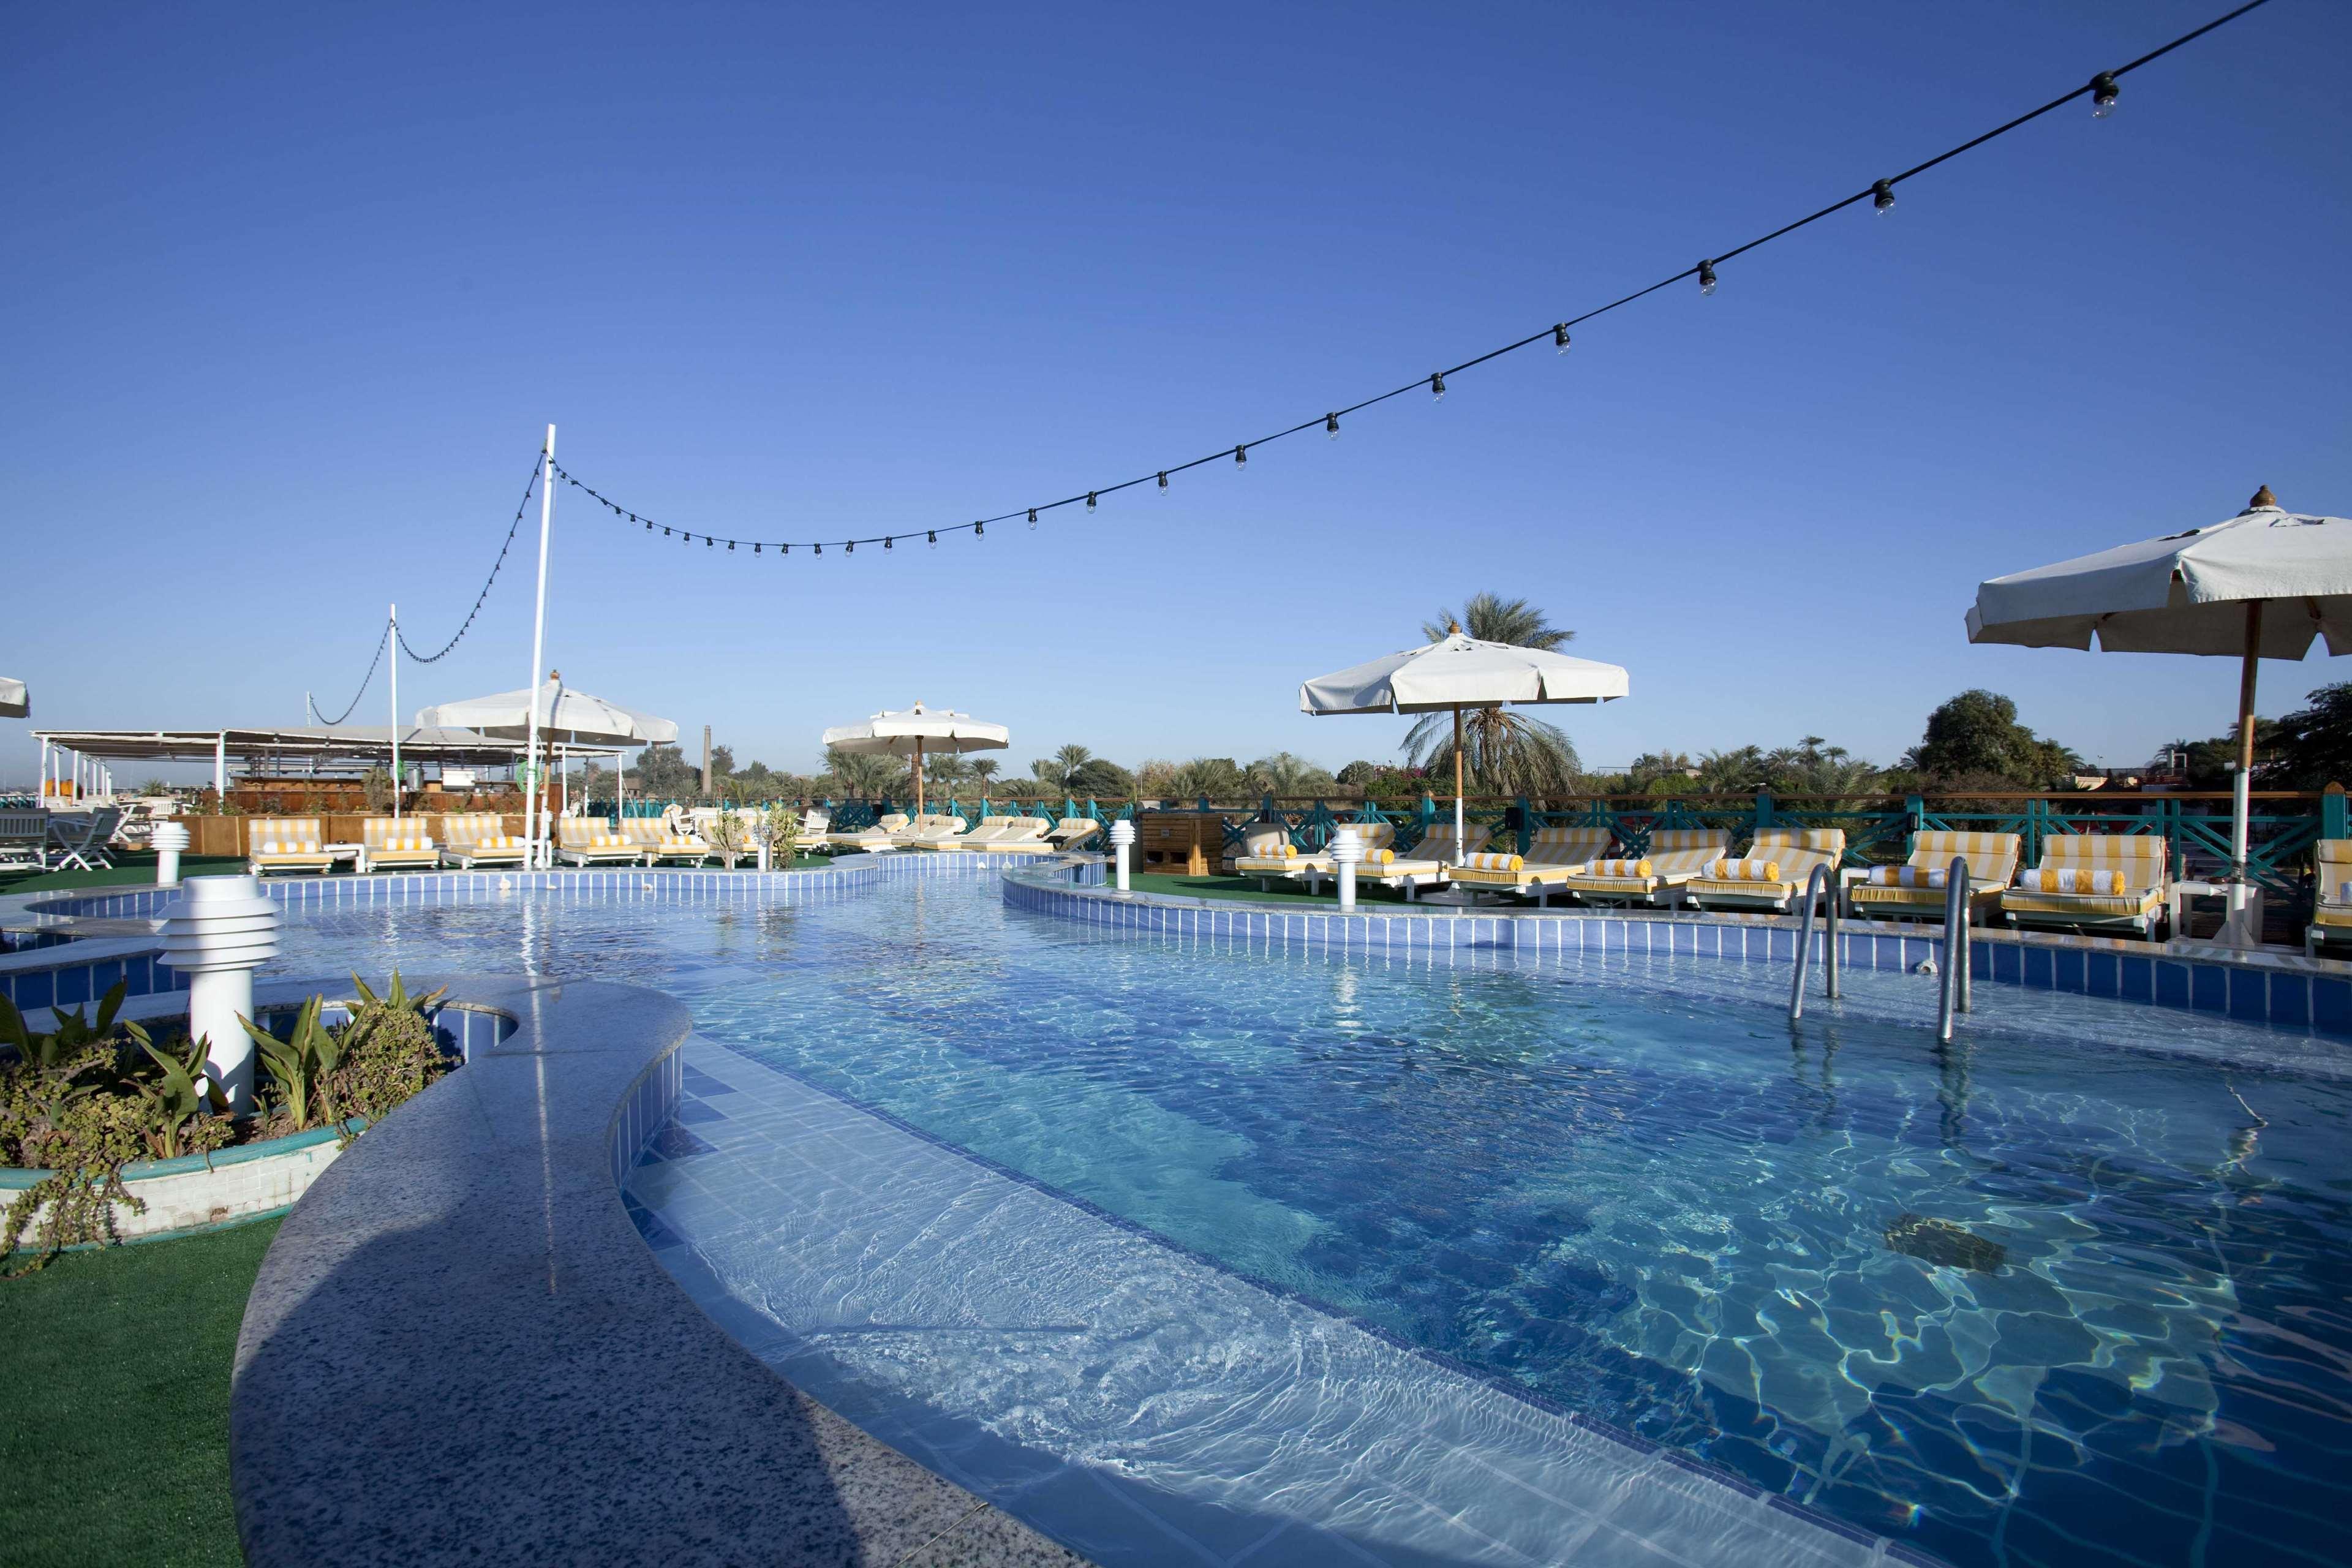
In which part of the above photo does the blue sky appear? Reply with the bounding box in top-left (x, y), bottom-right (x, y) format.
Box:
top-left (6, 1), bottom-right (2348, 786)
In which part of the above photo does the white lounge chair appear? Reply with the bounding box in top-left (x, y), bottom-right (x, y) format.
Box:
top-left (358, 817), bottom-right (438, 873)
top-left (439, 813), bottom-right (529, 870)
top-left (1443, 824), bottom-right (1618, 905)
top-left (1684, 829), bottom-right (1841, 914)
top-left (622, 818), bottom-right (710, 867)
top-left (249, 817), bottom-right (337, 878)
top-left (1356, 822), bottom-right (1493, 899)
top-left (556, 819), bottom-right (643, 867)
top-left (46, 807), bottom-right (124, 872)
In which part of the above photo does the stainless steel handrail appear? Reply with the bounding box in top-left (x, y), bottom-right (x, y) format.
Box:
top-left (1789, 864), bottom-right (1836, 1020)
top-left (1937, 855), bottom-right (1972, 1042)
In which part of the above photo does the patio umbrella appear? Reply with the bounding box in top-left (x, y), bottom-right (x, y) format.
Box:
top-left (0, 677), bottom-right (25, 718)
top-left (821, 702), bottom-right (1009, 818)
top-left (1300, 628), bottom-right (1629, 864)
top-left (1967, 486), bottom-right (2352, 935)
top-left (418, 674), bottom-right (679, 866)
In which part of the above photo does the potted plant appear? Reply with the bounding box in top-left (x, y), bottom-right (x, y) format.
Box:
top-left (705, 809), bottom-right (748, 870)
top-left (752, 804), bottom-right (801, 871)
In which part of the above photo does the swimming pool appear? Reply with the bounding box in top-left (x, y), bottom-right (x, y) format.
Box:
top-left (270, 867), bottom-right (2352, 1568)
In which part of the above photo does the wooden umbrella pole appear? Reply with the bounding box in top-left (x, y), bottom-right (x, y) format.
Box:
top-left (1453, 706), bottom-right (1466, 866)
top-left (2232, 600), bottom-right (2263, 890)
top-left (914, 736), bottom-right (925, 819)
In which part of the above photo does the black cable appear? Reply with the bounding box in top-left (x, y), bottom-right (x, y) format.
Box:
top-left (309, 624), bottom-right (390, 726)
top-left (398, 452), bottom-right (543, 663)
top-left (564, 0), bottom-right (2271, 554)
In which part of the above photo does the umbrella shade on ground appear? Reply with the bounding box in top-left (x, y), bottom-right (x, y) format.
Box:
top-left (1300, 630), bottom-right (1628, 864)
top-left (820, 702), bottom-right (1009, 817)
top-left (1967, 487), bottom-right (2350, 938)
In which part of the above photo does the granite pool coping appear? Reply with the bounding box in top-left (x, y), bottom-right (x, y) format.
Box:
top-left (228, 971), bottom-right (1090, 1568)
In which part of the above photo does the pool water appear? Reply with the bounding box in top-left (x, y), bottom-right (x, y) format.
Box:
top-left (271, 872), bottom-right (2352, 1568)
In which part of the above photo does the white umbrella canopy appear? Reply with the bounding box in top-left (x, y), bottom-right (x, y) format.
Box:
top-left (1301, 630), bottom-right (1628, 865)
top-left (0, 677), bottom-right (26, 719)
top-left (417, 678), bottom-right (679, 747)
top-left (1967, 487), bottom-right (2348, 938)
top-left (820, 701), bottom-right (1009, 816)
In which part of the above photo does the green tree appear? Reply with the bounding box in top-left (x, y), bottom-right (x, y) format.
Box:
top-left (1170, 757), bottom-right (1246, 797)
top-left (2256, 683), bottom-right (2352, 788)
top-left (633, 744), bottom-right (696, 798)
top-left (1246, 752), bottom-right (1336, 796)
top-left (1422, 593), bottom-right (1572, 650)
top-left (823, 747), bottom-right (895, 799)
top-left (1907, 691), bottom-right (2081, 788)
top-left (970, 758), bottom-right (1000, 788)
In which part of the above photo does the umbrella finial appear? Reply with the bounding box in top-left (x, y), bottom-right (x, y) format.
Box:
top-left (548, 668), bottom-right (561, 682)
top-left (1449, 621), bottom-right (1462, 635)
top-left (2248, 484), bottom-right (2278, 511)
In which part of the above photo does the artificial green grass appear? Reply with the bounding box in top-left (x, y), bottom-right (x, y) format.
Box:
top-left (0, 854), bottom-right (246, 895)
top-left (1123, 870), bottom-right (1430, 906)
top-left (0, 1216), bottom-right (281, 1567)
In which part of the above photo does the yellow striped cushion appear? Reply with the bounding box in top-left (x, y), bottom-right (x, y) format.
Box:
top-left (2027, 868), bottom-right (2125, 895)
top-left (1709, 858), bottom-right (1781, 882)
top-left (592, 834), bottom-right (627, 848)
top-left (260, 840), bottom-right (322, 854)
top-left (1869, 865), bottom-right (1946, 888)
top-left (660, 837), bottom-right (701, 850)
top-left (1245, 840), bottom-right (1295, 859)
top-left (1461, 852), bottom-right (1523, 872)
top-left (1588, 858), bottom-right (1651, 878)
top-left (1362, 845), bottom-right (1393, 865)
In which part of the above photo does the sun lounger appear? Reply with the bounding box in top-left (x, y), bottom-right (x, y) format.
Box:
top-left (0, 810), bottom-right (49, 872)
top-left (972, 815), bottom-right (1052, 852)
top-left (45, 807), bottom-right (124, 872)
top-left (439, 813), bottom-right (528, 869)
top-left (1553, 828), bottom-right (1728, 907)
top-left (1444, 825), bottom-right (1618, 905)
top-left (249, 817), bottom-right (338, 877)
top-left (621, 819), bottom-right (711, 867)
top-left (1848, 830), bottom-right (2022, 925)
top-left (1047, 817), bottom-right (1101, 852)
top-left (2307, 840), bottom-right (2352, 956)
top-left (1354, 822), bottom-right (1493, 899)
top-left (556, 819), bottom-right (643, 867)
top-left (1232, 821), bottom-right (1321, 888)
top-left (2002, 833), bottom-right (2168, 938)
top-left (1682, 829), bottom-right (1839, 914)
top-left (817, 811), bottom-right (902, 852)
top-left (898, 813), bottom-right (971, 850)
top-left (357, 816), bottom-right (439, 873)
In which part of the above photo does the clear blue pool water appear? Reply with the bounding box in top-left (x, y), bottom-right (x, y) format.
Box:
top-left (271, 872), bottom-right (2352, 1568)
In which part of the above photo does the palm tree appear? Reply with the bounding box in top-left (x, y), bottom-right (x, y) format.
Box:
top-left (970, 758), bottom-right (1000, 791)
top-left (1246, 752), bottom-right (1336, 797)
top-left (1054, 744), bottom-right (1093, 787)
top-left (1402, 593), bottom-right (1581, 800)
top-left (1422, 593), bottom-right (1572, 651)
top-left (824, 747), bottom-right (895, 800)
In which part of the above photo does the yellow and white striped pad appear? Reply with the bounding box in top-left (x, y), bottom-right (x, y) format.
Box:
top-left (1460, 852), bottom-right (1524, 872)
top-left (1646, 829), bottom-right (1728, 854)
top-left (257, 839), bottom-right (324, 854)
top-left (2035, 834), bottom-right (2166, 889)
top-left (1909, 830), bottom-right (2021, 883)
top-left (1868, 865), bottom-right (1946, 888)
top-left (2026, 867), bottom-right (2126, 895)
top-left (1587, 858), bottom-right (1651, 878)
top-left (1708, 858), bottom-right (1782, 882)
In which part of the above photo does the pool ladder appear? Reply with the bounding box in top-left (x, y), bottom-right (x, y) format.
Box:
top-left (1787, 856), bottom-right (1972, 1041)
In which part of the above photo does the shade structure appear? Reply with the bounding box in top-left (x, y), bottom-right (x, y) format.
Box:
top-left (1300, 631), bottom-right (1628, 867)
top-left (820, 702), bottom-right (1009, 818)
top-left (0, 677), bottom-right (25, 718)
top-left (1967, 489), bottom-right (2350, 943)
top-left (415, 680), bottom-right (679, 748)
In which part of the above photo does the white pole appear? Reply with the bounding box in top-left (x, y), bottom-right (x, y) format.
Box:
top-left (389, 602), bottom-right (401, 822)
top-left (524, 424), bottom-right (555, 867)
top-left (214, 731), bottom-right (227, 802)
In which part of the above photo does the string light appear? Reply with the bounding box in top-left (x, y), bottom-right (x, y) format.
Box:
top-left (727, 539), bottom-right (735, 550)
top-left (530, 4), bottom-right (2268, 568)
top-left (846, 540), bottom-right (854, 554)
top-left (885, 535), bottom-right (894, 549)
top-left (974, 520), bottom-right (984, 537)
top-left (927, 530), bottom-right (937, 548)
top-left (1028, 507), bottom-right (1038, 528)
top-left (754, 542), bottom-right (761, 553)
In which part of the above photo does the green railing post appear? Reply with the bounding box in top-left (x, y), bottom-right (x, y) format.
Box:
top-left (1754, 792), bottom-right (1774, 850)
top-left (1513, 795), bottom-right (1531, 854)
top-left (2326, 785), bottom-right (2348, 842)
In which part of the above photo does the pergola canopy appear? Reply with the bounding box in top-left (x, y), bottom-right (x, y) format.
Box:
top-left (28, 726), bottom-right (619, 771)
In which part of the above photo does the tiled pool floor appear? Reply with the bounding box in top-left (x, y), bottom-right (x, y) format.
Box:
top-left (628, 1039), bottom-right (1900, 1568)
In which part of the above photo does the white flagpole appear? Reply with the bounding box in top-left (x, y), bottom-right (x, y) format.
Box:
top-left (389, 602), bottom-right (401, 822)
top-left (524, 425), bottom-right (555, 866)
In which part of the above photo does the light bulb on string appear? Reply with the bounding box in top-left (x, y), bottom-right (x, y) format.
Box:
top-left (705, 536), bottom-right (714, 547)
top-left (815, 543), bottom-right (822, 556)
top-left (1085, 491), bottom-right (1096, 512)
top-left (1430, 372), bottom-right (1446, 401)
top-left (1872, 179), bottom-right (1895, 216)
top-left (781, 543), bottom-right (790, 555)
top-left (1158, 471), bottom-right (1169, 494)
top-left (1234, 445), bottom-right (1247, 471)
top-left (927, 530), bottom-right (937, 548)
top-left (846, 540), bottom-right (854, 554)
top-left (2090, 72), bottom-right (2118, 118)
top-left (1325, 412), bottom-right (1339, 439)
top-left (1028, 508), bottom-right (1038, 529)
top-left (753, 543), bottom-right (760, 554)
top-left (1698, 260), bottom-right (1717, 296)
top-left (1554, 325), bottom-right (1570, 353)
top-left (975, 520), bottom-right (984, 537)
top-left (644, 520), bottom-right (652, 530)
top-left (662, 527), bottom-right (671, 537)
top-left (885, 536), bottom-right (893, 550)
top-left (727, 540), bottom-right (735, 551)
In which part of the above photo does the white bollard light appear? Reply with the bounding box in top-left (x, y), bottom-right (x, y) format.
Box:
top-left (1331, 826), bottom-right (1364, 912)
top-left (151, 820), bottom-right (190, 886)
top-left (157, 875), bottom-right (281, 1114)
top-left (1109, 819), bottom-right (1135, 892)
